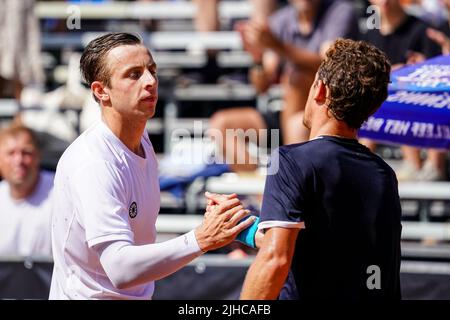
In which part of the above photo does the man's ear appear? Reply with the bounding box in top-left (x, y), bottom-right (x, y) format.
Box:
top-left (313, 79), bottom-right (327, 105)
top-left (91, 81), bottom-right (110, 103)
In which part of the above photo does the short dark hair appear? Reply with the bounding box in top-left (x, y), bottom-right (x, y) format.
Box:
top-left (317, 39), bottom-right (391, 129)
top-left (80, 32), bottom-right (142, 96)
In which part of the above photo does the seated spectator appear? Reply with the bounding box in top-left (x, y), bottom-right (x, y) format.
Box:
top-left (358, 0), bottom-right (446, 181)
top-left (209, 0), bottom-right (358, 171)
top-left (0, 0), bottom-right (44, 101)
top-left (0, 124), bottom-right (54, 257)
top-left (427, 0), bottom-right (450, 56)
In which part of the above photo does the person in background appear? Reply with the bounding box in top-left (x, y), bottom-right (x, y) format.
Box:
top-left (209, 0), bottom-right (358, 172)
top-left (0, 0), bottom-right (44, 101)
top-left (358, 0), bottom-right (446, 181)
top-left (0, 124), bottom-right (54, 257)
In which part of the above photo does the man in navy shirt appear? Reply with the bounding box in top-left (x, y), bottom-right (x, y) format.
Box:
top-left (240, 39), bottom-right (402, 300)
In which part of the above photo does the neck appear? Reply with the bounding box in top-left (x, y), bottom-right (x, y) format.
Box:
top-left (309, 119), bottom-right (357, 141)
top-left (10, 174), bottom-right (40, 200)
top-left (102, 111), bottom-right (147, 156)
top-left (380, 7), bottom-right (407, 35)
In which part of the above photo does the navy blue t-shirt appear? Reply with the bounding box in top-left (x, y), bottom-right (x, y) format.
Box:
top-left (260, 136), bottom-right (402, 300)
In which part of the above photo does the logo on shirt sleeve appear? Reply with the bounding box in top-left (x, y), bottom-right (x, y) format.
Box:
top-left (129, 201), bottom-right (138, 219)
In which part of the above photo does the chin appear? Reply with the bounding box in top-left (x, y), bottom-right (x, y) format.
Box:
top-left (147, 103), bottom-right (157, 117)
top-left (138, 102), bottom-right (157, 118)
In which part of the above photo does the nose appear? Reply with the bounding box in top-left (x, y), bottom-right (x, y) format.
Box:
top-left (142, 69), bottom-right (157, 89)
top-left (11, 150), bottom-right (26, 167)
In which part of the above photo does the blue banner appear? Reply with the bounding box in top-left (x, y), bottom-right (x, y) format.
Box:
top-left (389, 55), bottom-right (450, 92)
top-left (359, 55), bottom-right (450, 149)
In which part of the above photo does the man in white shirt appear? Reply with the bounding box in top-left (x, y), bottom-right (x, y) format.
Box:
top-left (0, 124), bottom-right (54, 257)
top-left (49, 33), bottom-right (255, 300)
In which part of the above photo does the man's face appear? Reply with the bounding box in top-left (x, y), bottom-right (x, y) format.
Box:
top-left (103, 45), bottom-right (158, 119)
top-left (0, 133), bottom-right (40, 188)
top-left (303, 74), bottom-right (320, 130)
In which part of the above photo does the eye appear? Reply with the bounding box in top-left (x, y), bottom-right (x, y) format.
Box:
top-left (129, 71), bottom-right (141, 79)
top-left (23, 150), bottom-right (34, 157)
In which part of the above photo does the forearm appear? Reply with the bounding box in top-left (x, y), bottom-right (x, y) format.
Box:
top-left (273, 42), bottom-right (323, 73)
top-left (250, 0), bottom-right (276, 21)
top-left (240, 250), bottom-right (290, 299)
top-left (99, 230), bottom-right (203, 289)
top-left (249, 67), bottom-right (272, 93)
top-left (241, 227), bottom-right (299, 299)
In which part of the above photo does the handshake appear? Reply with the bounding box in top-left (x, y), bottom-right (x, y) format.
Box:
top-left (194, 192), bottom-right (262, 253)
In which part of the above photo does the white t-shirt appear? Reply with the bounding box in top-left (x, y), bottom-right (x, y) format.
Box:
top-left (49, 120), bottom-right (161, 300)
top-left (0, 171), bottom-right (54, 257)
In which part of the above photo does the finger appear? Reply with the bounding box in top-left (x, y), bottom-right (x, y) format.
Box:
top-left (246, 30), bottom-right (259, 43)
top-left (206, 192), bottom-right (238, 204)
top-left (205, 192), bottom-right (225, 205)
top-left (205, 191), bottom-right (220, 199)
top-left (217, 198), bottom-right (241, 213)
top-left (234, 20), bottom-right (247, 32)
top-left (209, 203), bottom-right (219, 212)
top-left (252, 19), bottom-right (266, 29)
top-left (427, 28), bottom-right (447, 46)
top-left (223, 205), bottom-right (245, 222)
top-left (406, 51), bottom-right (425, 65)
top-left (228, 209), bottom-right (251, 226)
top-left (254, 23), bottom-right (266, 34)
top-left (229, 215), bottom-right (257, 235)
top-left (221, 193), bottom-right (237, 202)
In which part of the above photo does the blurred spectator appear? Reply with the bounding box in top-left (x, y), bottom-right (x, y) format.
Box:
top-left (0, 124), bottom-right (54, 257)
top-left (209, 0), bottom-right (358, 171)
top-left (192, 0), bottom-right (285, 31)
top-left (138, 0), bottom-right (285, 84)
top-left (358, 0), bottom-right (447, 181)
top-left (400, 0), bottom-right (447, 26)
top-left (427, 0), bottom-right (450, 55)
top-left (0, 0), bottom-right (44, 100)
top-left (193, 0), bottom-right (284, 34)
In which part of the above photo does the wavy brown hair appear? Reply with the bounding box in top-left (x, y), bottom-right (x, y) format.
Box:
top-left (317, 39), bottom-right (391, 129)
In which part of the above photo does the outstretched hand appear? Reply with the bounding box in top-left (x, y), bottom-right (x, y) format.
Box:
top-left (195, 192), bottom-right (255, 252)
top-left (206, 192), bottom-right (263, 249)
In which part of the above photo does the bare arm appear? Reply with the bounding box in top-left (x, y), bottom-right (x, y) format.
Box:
top-left (236, 21), bottom-right (280, 93)
top-left (272, 41), bottom-right (323, 72)
top-left (240, 227), bottom-right (299, 300)
top-left (249, 52), bottom-right (280, 93)
top-left (246, 21), bottom-right (323, 73)
top-left (250, 0), bottom-right (277, 22)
